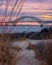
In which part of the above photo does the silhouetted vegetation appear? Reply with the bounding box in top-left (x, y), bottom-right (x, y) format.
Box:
top-left (0, 27), bottom-right (52, 41)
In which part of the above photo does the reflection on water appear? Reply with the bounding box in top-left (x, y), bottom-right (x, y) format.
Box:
top-left (0, 26), bottom-right (44, 33)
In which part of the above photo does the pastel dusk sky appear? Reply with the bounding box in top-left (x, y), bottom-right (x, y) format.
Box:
top-left (0, 0), bottom-right (52, 21)
top-left (22, 0), bottom-right (52, 21)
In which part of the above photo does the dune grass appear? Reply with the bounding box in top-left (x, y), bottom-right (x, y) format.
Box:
top-left (33, 41), bottom-right (52, 65)
top-left (0, 33), bottom-right (22, 65)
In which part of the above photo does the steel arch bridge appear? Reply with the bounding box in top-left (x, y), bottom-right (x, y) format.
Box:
top-left (0, 0), bottom-right (51, 39)
top-left (0, 0), bottom-right (41, 41)
top-left (0, 0), bottom-right (25, 33)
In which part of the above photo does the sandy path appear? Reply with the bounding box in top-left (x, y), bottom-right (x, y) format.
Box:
top-left (16, 50), bottom-right (40, 65)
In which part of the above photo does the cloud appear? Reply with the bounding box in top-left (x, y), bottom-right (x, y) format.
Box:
top-left (0, 0), bottom-right (52, 21)
top-left (47, 8), bottom-right (52, 10)
top-left (26, 0), bottom-right (47, 3)
top-left (26, 0), bottom-right (52, 4)
top-left (16, 22), bottom-right (40, 25)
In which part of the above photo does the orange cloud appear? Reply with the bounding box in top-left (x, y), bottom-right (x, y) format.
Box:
top-left (41, 15), bottom-right (51, 18)
top-left (39, 15), bottom-right (52, 21)
top-left (0, 2), bottom-right (52, 21)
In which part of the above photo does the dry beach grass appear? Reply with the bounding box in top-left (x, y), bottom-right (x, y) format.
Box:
top-left (0, 34), bottom-right (22, 65)
top-left (0, 28), bottom-right (52, 65)
top-left (36, 41), bottom-right (52, 65)
top-left (27, 41), bottom-right (52, 65)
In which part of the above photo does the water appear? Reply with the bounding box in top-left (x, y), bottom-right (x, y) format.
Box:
top-left (0, 25), bottom-right (43, 33)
